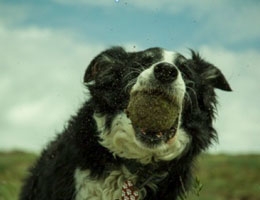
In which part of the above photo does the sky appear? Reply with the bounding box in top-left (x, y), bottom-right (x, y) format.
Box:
top-left (0, 0), bottom-right (259, 154)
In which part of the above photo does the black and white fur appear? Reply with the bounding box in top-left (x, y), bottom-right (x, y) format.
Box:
top-left (20, 47), bottom-right (231, 200)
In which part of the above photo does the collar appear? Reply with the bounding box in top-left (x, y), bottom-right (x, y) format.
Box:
top-left (123, 159), bottom-right (169, 189)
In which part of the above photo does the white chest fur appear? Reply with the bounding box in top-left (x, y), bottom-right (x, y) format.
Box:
top-left (74, 167), bottom-right (141, 200)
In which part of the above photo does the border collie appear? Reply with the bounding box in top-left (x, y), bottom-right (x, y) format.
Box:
top-left (20, 46), bottom-right (231, 200)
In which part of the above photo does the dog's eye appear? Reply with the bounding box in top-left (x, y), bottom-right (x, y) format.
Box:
top-left (139, 55), bottom-right (155, 68)
top-left (142, 55), bottom-right (154, 63)
top-left (131, 56), bottom-right (154, 69)
top-left (178, 69), bottom-right (195, 88)
top-left (179, 63), bottom-right (195, 80)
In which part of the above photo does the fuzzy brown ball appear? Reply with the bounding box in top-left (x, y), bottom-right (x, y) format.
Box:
top-left (126, 91), bottom-right (179, 132)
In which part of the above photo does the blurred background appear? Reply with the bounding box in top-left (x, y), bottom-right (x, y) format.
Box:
top-left (0, 0), bottom-right (259, 199)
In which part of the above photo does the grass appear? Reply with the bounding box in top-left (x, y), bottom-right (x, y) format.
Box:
top-left (0, 151), bottom-right (259, 200)
top-left (188, 154), bottom-right (260, 200)
top-left (0, 151), bottom-right (36, 200)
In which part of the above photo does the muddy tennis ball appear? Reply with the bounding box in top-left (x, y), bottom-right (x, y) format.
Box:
top-left (126, 91), bottom-right (179, 131)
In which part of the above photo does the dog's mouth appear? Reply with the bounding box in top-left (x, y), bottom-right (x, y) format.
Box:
top-left (125, 89), bottom-right (181, 146)
top-left (134, 118), bottom-right (179, 146)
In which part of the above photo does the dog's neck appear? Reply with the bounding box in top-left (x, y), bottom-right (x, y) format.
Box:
top-left (122, 158), bottom-right (169, 189)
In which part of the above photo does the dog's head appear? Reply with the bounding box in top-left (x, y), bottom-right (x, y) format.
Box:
top-left (84, 47), bottom-right (231, 164)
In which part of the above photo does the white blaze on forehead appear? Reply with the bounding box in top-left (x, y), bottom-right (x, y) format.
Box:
top-left (131, 49), bottom-right (185, 95)
top-left (162, 50), bottom-right (179, 65)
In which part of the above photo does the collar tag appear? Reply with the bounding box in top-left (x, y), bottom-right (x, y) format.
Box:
top-left (121, 180), bottom-right (139, 200)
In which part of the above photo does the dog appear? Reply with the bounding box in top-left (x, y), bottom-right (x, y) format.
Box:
top-left (20, 46), bottom-right (231, 200)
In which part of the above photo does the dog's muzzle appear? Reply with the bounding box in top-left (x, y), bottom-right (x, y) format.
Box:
top-left (126, 62), bottom-right (182, 146)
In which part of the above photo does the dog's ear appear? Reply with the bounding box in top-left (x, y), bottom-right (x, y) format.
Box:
top-left (190, 50), bottom-right (232, 91)
top-left (84, 55), bottom-right (111, 83)
top-left (202, 66), bottom-right (232, 91)
top-left (84, 61), bottom-right (98, 83)
top-left (84, 47), bottom-right (127, 83)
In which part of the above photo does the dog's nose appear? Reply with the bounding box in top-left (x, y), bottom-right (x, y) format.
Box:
top-left (154, 62), bottom-right (178, 83)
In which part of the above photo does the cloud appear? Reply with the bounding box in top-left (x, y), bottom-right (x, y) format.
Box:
top-left (53, 0), bottom-right (226, 11)
top-left (195, 3), bottom-right (260, 45)
top-left (53, 0), bottom-right (260, 46)
top-left (197, 45), bottom-right (260, 153)
top-left (0, 3), bottom-right (30, 25)
top-left (0, 22), bottom-right (104, 152)
top-left (0, 1), bottom-right (259, 153)
top-left (1, 18), bottom-right (259, 153)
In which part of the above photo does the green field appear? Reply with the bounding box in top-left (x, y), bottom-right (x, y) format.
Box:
top-left (0, 151), bottom-right (36, 200)
top-left (0, 151), bottom-right (259, 200)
